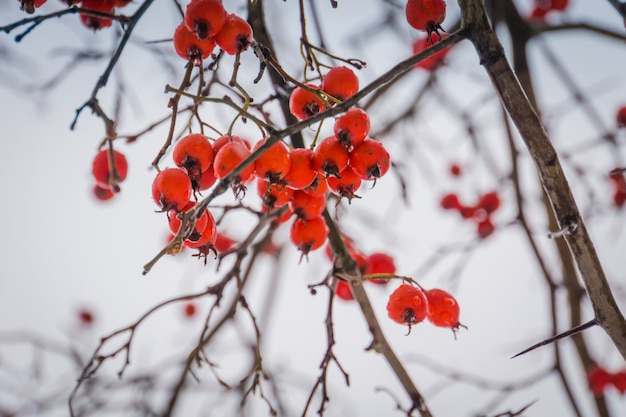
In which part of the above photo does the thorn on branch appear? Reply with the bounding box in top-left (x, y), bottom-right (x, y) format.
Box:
top-left (511, 319), bottom-right (597, 358)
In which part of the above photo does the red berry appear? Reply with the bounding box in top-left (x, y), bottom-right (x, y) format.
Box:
top-left (213, 140), bottom-right (255, 184)
top-left (92, 149), bottom-right (128, 190)
top-left (289, 189), bottom-right (327, 219)
top-left (173, 22), bottom-right (216, 65)
top-left (80, 0), bottom-right (114, 31)
top-left (214, 13), bottom-right (253, 55)
top-left (424, 288), bottom-right (461, 328)
top-left (152, 167), bottom-right (193, 212)
top-left (290, 216), bottom-right (329, 256)
top-left (440, 193), bottom-right (460, 210)
top-left (612, 370), bottom-right (626, 394)
top-left (617, 105), bottom-right (626, 128)
top-left (312, 136), bottom-right (349, 178)
top-left (289, 84), bottom-right (326, 120)
top-left (213, 134), bottom-right (251, 154)
top-left (321, 66), bottom-right (359, 102)
top-left (334, 108), bottom-right (370, 150)
top-left (412, 33), bottom-right (450, 71)
top-left (549, 0), bottom-right (569, 11)
top-left (183, 209), bottom-right (217, 249)
top-left (213, 232), bottom-right (236, 253)
top-left (327, 166), bottom-right (362, 202)
top-left (283, 148), bottom-right (317, 190)
top-left (253, 139), bottom-right (291, 184)
top-left (302, 172), bottom-right (329, 197)
top-left (364, 252), bottom-right (396, 285)
top-left (529, 6), bottom-right (548, 20)
top-left (77, 308), bottom-right (95, 326)
top-left (183, 302), bottom-right (197, 318)
top-left (449, 163), bottom-right (461, 176)
top-left (168, 202), bottom-right (209, 240)
top-left (348, 138), bottom-right (391, 180)
top-left (477, 191), bottom-right (501, 214)
top-left (387, 284), bottom-right (428, 330)
top-left (257, 179), bottom-right (293, 210)
top-left (184, 0), bottom-right (226, 40)
top-left (173, 133), bottom-right (214, 178)
top-left (335, 280), bottom-right (354, 301)
top-left (405, 0), bottom-right (446, 37)
top-left (93, 184), bottom-right (115, 201)
top-left (588, 366), bottom-right (612, 395)
top-left (193, 165), bottom-right (217, 191)
top-left (476, 218), bottom-right (495, 239)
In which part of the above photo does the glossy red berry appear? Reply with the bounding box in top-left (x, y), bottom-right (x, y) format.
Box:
top-left (283, 148), bottom-right (317, 190)
top-left (290, 216), bottom-right (329, 256)
top-left (335, 280), bottom-right (354, 301)
top-left (214, 13), bottom-right (253, 55)
top-left (440, 193), bottom-right (460, 210)
top-left (92, 149), bottom-right (128, 190)
top-left (348, 138), bottom-right (391, 180)
top-left (449, 163), bottom-right (461, 176)
top-left (289, 84), bottom-right (326, 121)
top-left (168, 202), bottom-right (210, 241)
top-left (19, 0), bottom-right (47, 14)
top-left (213, 232), bottom-right (236, 253)
top-left (173, 22), bottom-right (216, 65)
top-left (588, 366), bottom-right (612, 395)
top-left (321, 66), bottom-right (359, 102)
top-left (183, 209), bottom-right (217, 249)
top-left (312, 135), bottom-right (349, 178)
top-left (387, 284), bottom-right (428, 331)
top-left (183, 302), bottom-right (197, 318)
top-left (334, 108), bottom-right (370, 150)
top-left (425, 288), bottom-right (461, 329)
top-left (152, 167), bottom-right (193, 212)
top-left (327, 166), bottom-right (362, 202)
top-left (364, 252), bottom-right (396, 285)
top-left (617, 105), bottom-right (626, 128)
top-left (257, 179), bottom-right (293, 210)
top-left (184, 0), bottom-right (226, 40)
top-left (193, 165), bottom-right (217, 191)
top-left (253, 139), bottom-right (291, 184)
top-left (173, 133), bottom-right (214, 178)
top-left (477, 191), bottom-right (501, 214)
top-left (303, 172), bottom-right (329, 197)
top-left (476, 218), bottom-right (495, 239)
top-left (412, 32), bottom-right (450, 71)
top-left (405, 0), bottom-right (446, 37)
top-left (213, 140), bottom-right (255, 184)
top-left (289, 189), bottom-right (327, 219)
top-left (80, 0), bottom-right (114, 31)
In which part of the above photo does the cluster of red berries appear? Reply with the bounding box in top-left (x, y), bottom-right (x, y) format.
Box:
top-left (173, 0), bottom-right (253, 66)
top-left (405, 0), bottom-right (447, 40)
top-left (91, 148), bottom-right (128, 202)
top-left (529, 0), bottom-right (569, 20)
top-left (440, 191), bottom-right (501, 238)
top-left (387, 284), bottom-right (462, 334)
top-left (18, 0), bottom-right (132, 29)
top-left (616, 105), bottom-right (626, 128)
top-left (587, 366), bottom-right (626, 395)
top-left (609, 169), bottom-right (626, 207)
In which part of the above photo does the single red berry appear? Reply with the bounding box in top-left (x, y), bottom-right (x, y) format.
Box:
top-left (289, 84), bottom-right (326, 121)
top-left (184, 0), bottom-right (226, 40)
top-left (173, 22), bottom-right (216, 65)
top-left (193, 165), bottom-right (217, 191)
top-left (168, 202), bottom-right (209, 241)
top-left (440, 193), bottom-right (460, 210)
top-left (289, 189), bottom-right (327, 219)
top-left (183, 302), bottom-right (197, 318)
top-left (477, 191), bottom-right (501, 214)
top-left (412, 32), bottom-right (450, 71)
top-left (348, 138), bottom-right (391, 180)
top-left (449, 163), bottom-right (461, 176)
top-left (387, 284), bottom-right (428, 332)
top-left (18, 0), bottom-right (47, 14)
top-left (459, 204), bottom-right (477, 219)
top-left (327, 166), bottom-right (362, 202)
top-left (290, 216), bottom-right (329, 256)
top-left (152, 167), bottom-right (193, 212)
top-left (476, 218), bottom-right (495, 239)
top-left (617, 105), bottom-right (626, 128)
top-left (257, 179), bottom-right (293, 210)
top-left (213, 140), bottom-right (255, 184)
top-left (312, 135), bottom-right (349, 178)
top-left (213, 134), bottom-right (251, 154)
top-left (334, 108), bottom-right (370, 150)
top-left (364, 252), bottom-right (396, 285)
top-left (612, 370), bottom-right (626, 394)
top-left (183, 209), bottom-right (217, 249)
top-left (335, 280), bottom-right (354, 301)
top-left (588, 366), bottom-right (613, 395)
top-left (93, 184), bottom-right (115, 201)
top-left (214, 13), bottom-right (253, 55)
top-left (92, 149), bottom-right (128, 190)
top-left (77, 308), bottom-right (95, 326)
top-left (80, 0), bottom-right (114, 30)
top-left (173, 133), bottom-right (214, 178)
top-left (283, 148), bottom-right (317, 190)
top-left (424, 288), bottom-right (461, 329)
top-left (405, 0), bottom-right (446, 38)
top-left (270, 205), bottom-right (294, 226)
top-left (253, 139), bottom-right (291, 184)
top-left (321, 66), bottom-right (359, 102)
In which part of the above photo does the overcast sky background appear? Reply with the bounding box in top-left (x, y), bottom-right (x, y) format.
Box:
top-left (1, 1), bottom-right (626, 416)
